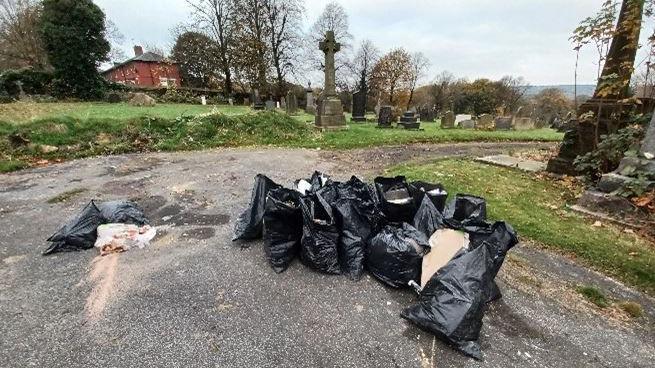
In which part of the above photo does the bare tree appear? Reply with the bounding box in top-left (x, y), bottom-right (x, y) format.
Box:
top-left (105, 18), bottom-right (126, 63)
top-left (406, 52), bottom-right (430, 110)
top-left (495, 75), bottom-right (530, 113)
top-left (187, 0), bottom-right (237, 95)
top-left (348, 39), bottom-right (379, 92)
top-left (0, 0), bottom-right (48, 69)
top-left (264, 0), bottom-right (303, 97)
top-left (233, 0), bottom-right (269, 92)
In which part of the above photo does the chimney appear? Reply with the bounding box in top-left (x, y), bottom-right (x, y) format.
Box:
top-left (134, 45), bottom-right (144, 57)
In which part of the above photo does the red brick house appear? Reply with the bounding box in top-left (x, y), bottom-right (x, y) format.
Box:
top-left (102, 46), bottom-right (182, 88)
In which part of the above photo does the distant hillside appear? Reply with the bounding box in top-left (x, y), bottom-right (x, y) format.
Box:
top-left (526, 85), bottom-right (596, 98)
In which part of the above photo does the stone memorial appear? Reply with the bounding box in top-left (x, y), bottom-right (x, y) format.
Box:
top-left (441, 111), bottom-right (455, 129)
top-left (351, 89), bottom-right (367, 122)
top-left (252, 89), bottom-right (265, 110)
top-left (280, 97), bottom-right (286, 109)
top-left (305, 83), bottom-right (316, 114)
top-left (398, 111), bottom-right (420, 130)
top-left (228, 98), bottom-right (234, 106)
top-left (315, 31), bottom-right (346, 130)
top-left (265, 100), bottom-right (276, 110)
top-left (244, 97), bottom-right (250, 106)
top-left (513, 117), bottom-right (536, 130)
top-left (377, 106), bottom-right (393, 128)
top-left (459, 119), bottom-right (476, 129)
top-left (476, 114), bottom-right (494, 130)
top-left (419, 106), bottom-right (437, 122)
top-left (286, 90), bottom-right (298, 114)
top-left (494, 117), bottom-right (512, 131)
top-left (455, 114), bottom-right (472, 127)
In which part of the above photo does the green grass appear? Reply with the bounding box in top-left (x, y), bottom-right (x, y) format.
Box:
top-left (618, 301), bottom-right (644, 318)
top-left (0, 159), bottom-right (27, 173)
top-left (577, 286), bottom-right (610, 308)
top-left (388, 159), bottom-right (655, 294)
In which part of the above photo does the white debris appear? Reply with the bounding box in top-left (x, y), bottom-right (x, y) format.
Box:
top-left (295, 180), bottom-right (313, 195)
top-left (94, 224), bottom-right (157, 256)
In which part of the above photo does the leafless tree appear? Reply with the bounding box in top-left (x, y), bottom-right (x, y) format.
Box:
top-left (264, 0), bottom-right (303, 97)
top-left (186, 0), bottom-right (237, 94)
top-left (233, 0), bottom-right (269, 92)
top-left (105, 18), bottom-right (126, 63)
top-left (347, 39), bottom-right (380, 92)
top-left (406, 52), bottom-right (430, 110)
top-left (0, 0), bottom-right (47, 69)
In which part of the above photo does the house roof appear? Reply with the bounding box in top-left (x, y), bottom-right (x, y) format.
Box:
top-left (101, 52), bottom-right (176, 74)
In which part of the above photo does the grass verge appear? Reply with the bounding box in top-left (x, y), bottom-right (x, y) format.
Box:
top-left (388, 158), bottom-right (655, 294)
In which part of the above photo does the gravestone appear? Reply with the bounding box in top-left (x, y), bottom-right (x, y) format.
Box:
top-left (315, 31), bottom-right (346, 130)
top-left (455, 114), bottom-right (472, 127)
top-left (398, 111), bottom-right (420, 130)
top-left (513, 117), bottom-right (536, 130)
top-left (351, 89), bottom-right (367, 122)
top-left (252, 89), bottom-right (265, 110)
top-left (476, 114), bottom-right (494, 130)
top-left (377, 106), bottom-right (393, 128)
top-left (459, 119), bottom-right (475, 129)
top-left (286, 90), bottom-right (298, 114)
top-left (265, 100), bottom-right (276, 110)
top-left (280, 97), bottom-right (286, 109)
top-left (228, 98), bottom-right (234, 106)
top-left (200, 96), bottom-right (207, 106)
top-left (441, 111), bottom-right (455, 128)
top-left (419, 106), bottom-right (437, 122)
top-left (15, 81), bottom-right (28, 100)
top-left (494, 117), bottom-right (512, 130)
top-left (305, 84), bottom-right (316, 114)
top-left (244, 97), bottom-right (250, 106)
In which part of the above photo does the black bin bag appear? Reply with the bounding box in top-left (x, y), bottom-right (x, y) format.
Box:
top-left (444, 194), bottom-right (487, 229)
top-left (374, 176), bottom-right (417, 223)
top-left (333, 177), bottom-right (383, 280)
top-left (366, 223), bottom-right (430, 288)
top-left (410, 181), bottom-right (448, 213)
top-left (295, 171), bottom-right (332, 195)
top-left (412, 195), bottom-right (446, 238)
top-left (98, 201), bottom-right (149, 225)
top-left (44, 201), bottom-right (105, 255)
top-left (263, 188), bottom-right (303, 273)
top-left (400, 221), bottom-right (518, 360)
top-left (233, 174), bottom-right (282, 242)
top-left (300, 193), bottom-right (340, 274)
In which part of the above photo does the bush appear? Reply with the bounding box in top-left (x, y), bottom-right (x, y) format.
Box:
top-left (0, 68), bottom-right (54, 97)
top-left (160, 86), bottom-right (198, 104)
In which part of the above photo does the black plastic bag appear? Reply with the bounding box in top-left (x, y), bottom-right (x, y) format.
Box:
top-left (400, 221), bottom-right (518, 360)
top-left (299, 193), bottom-right (340, 274)
top-left (410, 181), bottom-right (448, 213)
top-left (263, 188), bottom-right (303, 273)
top-left (412, 195), bottom-right (446, 238)
top-left (332, 177), bottom-right (383, 280)
top-left (233, 174), bottom-right (282, 242)
top-left (98, 201), bottom-right (149, 225)
top-left (44, 201), bottom-right (105, 255)
top-left (374, 176), bottom-right (417, 223)
top-left (366, 223), bottom-right (430, 288)
top-left (443, 194), bottom-right (487, 230)
top-left (295, 171), bottom-right (331, 195)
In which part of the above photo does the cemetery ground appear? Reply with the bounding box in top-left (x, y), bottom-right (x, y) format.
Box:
top-left (0, 102), bottom-right (562, 173)
top-left (1, 143), bottom-right (654, 367)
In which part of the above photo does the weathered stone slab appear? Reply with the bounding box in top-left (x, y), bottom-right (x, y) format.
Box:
top-left (476, 154), bottom-right (546, 172)
top-left (494, 117), bottom-right (512, 130)
top-left (441, 111), bottom-right (455, 129)
top-left (351, 89), bottom-right (367, 122)
top-left (459, 119), bottom-right (475, 129)
top-left (455, 114), bottom-right (472, 126)
top-left (378, 106), bottom-right (393, 127)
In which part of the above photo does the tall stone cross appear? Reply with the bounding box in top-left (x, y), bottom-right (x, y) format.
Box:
top-left (319, 31), bottom-right (341, 97)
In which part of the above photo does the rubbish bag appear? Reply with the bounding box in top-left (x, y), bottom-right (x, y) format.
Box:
top-left (443, 194), bottom-right (487, 229)
top-left (410, 181), bottom-right (448, 213)
top-left (295, 171), bottom-right (331, 195)
top-left (263, 188), bottom-right (303, 273)
top-left (44, 201), bottom-right (105, 255)
top-left (366, 223), bottom-right (430, 288)
top-left (98, 201), bottom-right (149, 225)
top-left (299, 193), bottom-right (340, 274)
top-left (412, 195), bottom-right (446, 238)
top-left (374, 176), bottom-right (417, 223)
top-left (332, 177), bottom-right (384, 280)
top-left (400, 221), bottom-right (518, 360)
top-left (233, 174), bottom-right (282, 242)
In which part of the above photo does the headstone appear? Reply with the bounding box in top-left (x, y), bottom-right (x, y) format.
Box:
top-left (280, 97), bottom-right (286, 109)
top-left (15, 81), bottom-right (27, 100)
top-left (513, 117), bottom-right (536, 130)
top-left (201, 96), bottom-right (207, 106)
top-left (441, 111), bottom-right (455, 129)
top-left (244, 97), bottom-right (250, 106)
top-left (265, 100), bottom-right (276, 110)
top-left (228, 98), bottom-right (234, 106)
top-left (476, 114), bottom-right (494, 130)
top-left (276, 101), bottom-right (280, 109)
top-left (305, 84), bottom-right (315, 115)
top-left (315, 31), bottom-right (346, 129)
top-left (459, 119), bottom-right (475, 129)
top-left (419, 106), bottom-right (436, 122)
top-left (351, 89), bottom-right (367, 122)
top-left (286, 90), bottom-right (298, 114)
top-left (455, 114), bottom-right (472, 127)
top-left (377, 106), bottom-right (393, 128)
top-left (252, 89), bottom-right (265, 110)
top-left (398, 111), bottom-right (420, 129)
top-left (494, 117), bottom-right (512, 131)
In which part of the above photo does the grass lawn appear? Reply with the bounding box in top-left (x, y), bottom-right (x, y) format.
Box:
top-left (388, 159), bottom-right (655, 294)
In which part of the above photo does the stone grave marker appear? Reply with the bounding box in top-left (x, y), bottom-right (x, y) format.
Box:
top-left (419, 106), bottom-right (437, 122)
top-left (378, 106), bottom-right (393, 128)
top-left (399, 111), bottom-right (420, 129)
top-left (351, 89), bottom-right (367, 122)
top-left (441, 111), bottom-right (455, 128)
top-left (455, 114), bottom-right (472, 127)
top-left (459, 119), bottom-right (476, 129)
top-left (315, 31), bottom-right (346, 129)
top-left (513, 117), bottom-right (536, 130)
top-left (476, 114), bottom-right (494, 130)
top-left (305, 84), bottom-right (316, 114)
top-left (286, 90), bottom-right (298, 114)
top-left (265, 100), bottom-right (276, 110)
top-left (494, 117), bottom-right (512, 130)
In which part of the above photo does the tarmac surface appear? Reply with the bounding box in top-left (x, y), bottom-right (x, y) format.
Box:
top-left (1, 143), bottom-right (653, 368)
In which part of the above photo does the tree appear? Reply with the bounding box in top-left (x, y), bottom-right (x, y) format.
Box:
top-left (531, 88), bottom-right (573, 124)
top-left (406, 52), bottom-right (430, 110)
top-left (233, 0), bottom-right (269, 91)
top-left (307, 1), bottom-right (352, 88)
top-left (172, 31), bottom-right (221, 88)
top-left (264, 0), bottom-right (303, 97)
top-left (370, 48), bottom-right (412, 107)
top-left (187, 0), bottom-right (237, 95)
top-left (40, 0), bottom-right (110, 99)
top-left (0, 0), bottom-right (48, 70)
top-left (348, 39), bottom-right (379, 92)
top-left (494, 76), bottom-right (530, 113)
top-left (571, 0), bottom-right (618, 81)
top-left (105, 18), bottom-right (126, 64)
top-left (455, 79), bottom-right (499, 115)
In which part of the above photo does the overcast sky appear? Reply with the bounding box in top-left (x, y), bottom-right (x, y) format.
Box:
top-left (94, 0), bottom-right (654, 86)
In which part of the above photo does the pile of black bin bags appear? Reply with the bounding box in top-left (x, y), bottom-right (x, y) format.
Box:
top-left (233, 172), bottom-right (518, 360)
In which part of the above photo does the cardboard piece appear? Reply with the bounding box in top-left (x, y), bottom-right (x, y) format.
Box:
top-left (421, 229), bottom-right (469, 287)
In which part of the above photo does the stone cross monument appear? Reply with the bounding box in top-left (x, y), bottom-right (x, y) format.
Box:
top-left (315, 31), bottom-right (346, 129)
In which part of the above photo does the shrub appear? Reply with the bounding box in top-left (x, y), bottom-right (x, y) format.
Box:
top-left (0, 68), bottom-right (54, 97)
